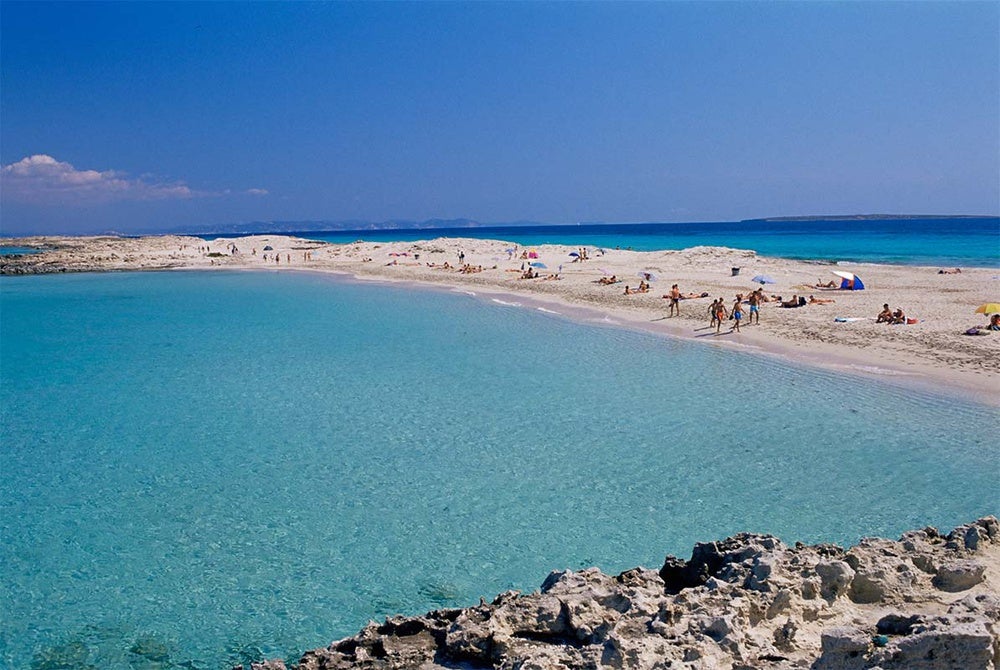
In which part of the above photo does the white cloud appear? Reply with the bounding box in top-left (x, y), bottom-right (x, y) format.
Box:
top-left (1, 155), bottom-right (266, 204)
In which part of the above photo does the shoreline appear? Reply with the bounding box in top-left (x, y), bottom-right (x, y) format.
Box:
top-left (305, 269), bottom-right (996, 407)
top-left (2, 233), bottom-right (998, 403)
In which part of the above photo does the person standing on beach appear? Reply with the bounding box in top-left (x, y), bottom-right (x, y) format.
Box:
top-left (669, 284), bottom-right (681, 317)
top-left (748, 290), bottom-right (760, 325)
top-left (731, 295), bottom-right (744, 332)
top-left (709, 299), bottom-right (719, 328)
top-left (714, 299), bottom-right (727, 334)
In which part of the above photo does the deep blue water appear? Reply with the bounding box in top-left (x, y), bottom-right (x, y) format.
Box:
top-left (1, 271), bottom-right (997, 669)
top-left (273, 218), bottom-right (1000, 267)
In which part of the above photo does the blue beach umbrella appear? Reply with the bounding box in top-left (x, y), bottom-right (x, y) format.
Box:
top-left (752, 275), bottom-right (776, 285)
top-left (568, 251), bottom-right (580, 257)
top-left (529, 262), bottom-right (547, 269)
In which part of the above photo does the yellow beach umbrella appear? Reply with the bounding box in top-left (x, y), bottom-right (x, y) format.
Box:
top-left (974, 303), bottom-right (1000, 314)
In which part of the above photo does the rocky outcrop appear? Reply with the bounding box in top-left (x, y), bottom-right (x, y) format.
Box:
top-left (236, 517), bottom-right (999, 670)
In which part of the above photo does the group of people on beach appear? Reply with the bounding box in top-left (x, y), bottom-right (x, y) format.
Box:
top-left (624, 280), bottom-right (650, 294)
top-left (876, 303), bottom-right (908, 324)
top-left (699, 289), bottom-right (773, 333)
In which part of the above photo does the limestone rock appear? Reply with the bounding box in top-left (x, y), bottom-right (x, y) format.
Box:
top-left (934, 560), bottom-right (987, 592)
top-left (239, 517), bottom-right (1000, 670)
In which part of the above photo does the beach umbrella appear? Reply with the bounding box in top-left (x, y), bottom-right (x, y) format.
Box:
top-left (637, 271), bottom-right (658, 281)
top-left (752, 274), bottom-right (776, 285)
top-left (974, 303), bottom-right (1000, 314)
top-left (529, 262), bottom-right (547, 269)
top-left (598, 267), bottom-right (613, 275)
top-left (263, 245), bottom-right (273, 251)
top-left (831, 270), bottom-right (865, 290)
top-left (568, 251), bottom-right (580, 257)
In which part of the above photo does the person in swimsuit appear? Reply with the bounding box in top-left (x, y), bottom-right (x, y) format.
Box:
top-left (876, 304), bottom-right (892, 323)
top-left (731, 296), bottom-right (743, 332)
top-left (669, 284), bottom-right (681, 317)
top-left (714, 300), bottom-right (727, 334)
top-left (748, 290), bottom-right (760, 325)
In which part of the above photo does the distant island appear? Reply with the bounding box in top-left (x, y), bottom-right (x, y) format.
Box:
top-left (165, 218), bottom-right (548, 236)
top-left (742, 214), bottom-right (996, 223)
top-left (108, 214), bottom-right (998, 238)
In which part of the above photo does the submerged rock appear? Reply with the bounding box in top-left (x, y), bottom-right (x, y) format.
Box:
top-left (235, 517), bottom-right (1000, 669)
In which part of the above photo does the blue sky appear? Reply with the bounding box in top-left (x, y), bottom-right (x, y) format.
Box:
top-left (1, 1), bottom-right (997, 235)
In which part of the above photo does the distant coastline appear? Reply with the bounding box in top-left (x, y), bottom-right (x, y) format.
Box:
top-left (4, 214), bottom-right (996, 239)
top-left (742, 214), bottom-right (996, 223)
top-left (170, 214), bottom-right (1000, 236)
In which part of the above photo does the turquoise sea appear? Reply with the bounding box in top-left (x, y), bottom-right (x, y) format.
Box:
top-left (0, 247), bottom-right (44, 256)
top-left (287, 217), bottom-right (1000, 268)
top-left (1, 270), bottom-right (998, 669)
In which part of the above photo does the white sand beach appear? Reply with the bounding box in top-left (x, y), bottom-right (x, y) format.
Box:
top-left (3, 234), bottom-right (998, 401)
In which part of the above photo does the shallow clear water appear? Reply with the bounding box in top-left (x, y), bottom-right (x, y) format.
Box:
top-left (0, 247), bottom-right (43, 256)
top-left (1, 271), bottom-right (997, 669)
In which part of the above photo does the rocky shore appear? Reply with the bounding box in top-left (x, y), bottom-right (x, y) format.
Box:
top-left (237, 518), bottom-right (999, 670)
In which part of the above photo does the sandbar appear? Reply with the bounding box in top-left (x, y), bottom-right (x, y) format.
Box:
top-left (2, 234), bottom-right (997, 403)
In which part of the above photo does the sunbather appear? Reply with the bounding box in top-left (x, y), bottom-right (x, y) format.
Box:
top-left (781, 295), bottom-right (803, 308)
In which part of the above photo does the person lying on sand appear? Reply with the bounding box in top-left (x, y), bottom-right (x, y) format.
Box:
top-left (596, 275), bottom-right (619, 285)
top-left (938, 268), bottom-right (962, 274)
top-left (543, 274), bottom-right (561, 280)
top-left (780, 295), bottom-right (805, 308)
top-left (666, 291), bottom-right (710, 300)
top-left (876, 304), bottom-right (892, 323)
top-left (808, 295), bottom-right (836, 305)
top-left (815, 279), bottom-right (837, 288)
